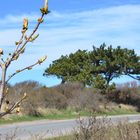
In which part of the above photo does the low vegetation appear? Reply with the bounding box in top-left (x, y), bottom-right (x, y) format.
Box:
top-left (49, 121), bottom-right (140, 140)
top-left (0, 80), bottom-right (138, 122)
top-left (1, 115), bottom-right (140, 140)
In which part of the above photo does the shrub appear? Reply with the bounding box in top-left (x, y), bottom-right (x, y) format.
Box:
top-left (67, 88), bottom-right (107, 113)
top-left (107, 82), bottom-right (140, 111)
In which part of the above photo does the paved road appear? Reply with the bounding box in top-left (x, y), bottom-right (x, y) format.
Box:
top-left (0, 114), bottom-right (140, 140)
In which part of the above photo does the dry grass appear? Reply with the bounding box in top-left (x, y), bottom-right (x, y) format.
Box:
top-left (49, 118), bottom-right (140, 140)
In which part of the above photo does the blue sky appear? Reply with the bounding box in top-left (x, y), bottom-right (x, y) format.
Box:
top-left (0, 0), bottom-right (140, 86)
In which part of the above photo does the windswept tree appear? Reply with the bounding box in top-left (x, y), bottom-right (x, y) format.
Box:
top-left (44, 50), bottom-right (93, 86)
top-left (90, 44), bottom-right (140, 85)
top-left (44, 44), bottom-right (140, 89)
top-left (0, 0), bottom-right (49, 117)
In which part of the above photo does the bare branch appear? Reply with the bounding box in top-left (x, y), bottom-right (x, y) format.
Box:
top-left (15, 32), bottom-right (25, 52)
top-left (127, 73), bottom-right (140, 81)
top-left (5, 27), bottom-right (25, 67)
top-left (1, 58), bottom-right (5, 63)
top-left (0, 62), bottom-right (2, 68)
top-left (6, 62), bottom-right (38, 84)
top-left (6, 55), bottom-right (47, 83)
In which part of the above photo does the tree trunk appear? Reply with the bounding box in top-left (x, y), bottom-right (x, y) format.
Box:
top-left (0, 65), bottom-right (6, 111)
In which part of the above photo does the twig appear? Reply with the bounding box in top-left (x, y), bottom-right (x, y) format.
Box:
top-left (0, 94), bottom-right (26, 118)
top-left (6, 61), bottom-right (40, 83)
top-left (6, 14), bottom-right (44, 68)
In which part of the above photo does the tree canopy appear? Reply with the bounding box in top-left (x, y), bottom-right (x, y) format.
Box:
top-left (44, 44), bottom-right (140, 88)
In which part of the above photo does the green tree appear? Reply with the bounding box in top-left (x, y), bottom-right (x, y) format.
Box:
top-left (90, 44), bottom-right (140, 85)
top-left (44, 43), bottom-right (140, 88)
top-left (44, 50), bottom-right (93, 86)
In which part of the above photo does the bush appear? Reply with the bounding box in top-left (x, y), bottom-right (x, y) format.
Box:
top-left (107, 81), bottom-right (140, 111)
top-left (67, 88), bottom-right (107, 113)
top-left (54, 82), bottom-right (84, 99)
top-left (44, 88), bottom-right (68, 109)
top-left (5, 80), bottom-right (140, 117)
top-left (73, 116), bottom-right (140, 140)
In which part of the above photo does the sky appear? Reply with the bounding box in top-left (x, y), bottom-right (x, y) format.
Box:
top-left (0, 0), bottom-right (140, 86)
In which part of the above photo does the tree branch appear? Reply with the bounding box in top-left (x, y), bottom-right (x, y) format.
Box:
top-left (0, 93), bottom-right (27, 118)
top-left (127, 73), bottom-right (140, 81)
top-left (0, 62), bottom-right (2, 69)
top-left (6, 61), bottom-right (39, 84)
top-left (6, 14), bottom-right (44, 68)
top-left (15, 32), bottom-right (25, 52)
top-left (6, 55), bottom-right (47, 84)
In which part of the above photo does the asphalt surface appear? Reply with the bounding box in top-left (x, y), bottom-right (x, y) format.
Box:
top-left (0, 114), bottom-right (140, 140)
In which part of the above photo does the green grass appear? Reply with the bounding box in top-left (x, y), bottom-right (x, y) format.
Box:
top-left (47, 135), bottom-right (73, 140)
top-left (0, 115), bottom-right (46, 125)
top-left (101, 108), bottom-right (139, 116)
top-left (0, 108), bottom-right (139, 125)
top-left (0, 110), bottom-right (91, 125)
top-left (45, 109), bottom-right (91, 120)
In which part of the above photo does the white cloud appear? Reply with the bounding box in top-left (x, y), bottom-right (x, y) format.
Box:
top-left (0, 4), bottom-right (140, 84)
top-left (0, 13), bottom-right (39, 24)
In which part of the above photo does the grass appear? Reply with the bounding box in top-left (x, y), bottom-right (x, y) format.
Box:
top-left (101, 107), bottom-right (139, 116)
top-left (44, 109), bottom-right (91, 120)
top-left (0, 115), bottom-right (46, 125)
top-left (0, 108), bottom-right (139, 125)
top-left (47, 135), bottom-right (73, 140)
top-left (0, 109), bottom-right (91, 125)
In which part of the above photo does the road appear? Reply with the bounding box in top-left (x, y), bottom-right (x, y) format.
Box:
top-left (0, 114), bottom-right (140, 140)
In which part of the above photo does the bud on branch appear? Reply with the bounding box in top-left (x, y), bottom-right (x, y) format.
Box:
top-left (0, 0), bottom-right (49, 118)
top-left (38, 55), bottom-right (47, 64)
top-left (40, 0), bottom-right (49, 14)
top-left (22, 18), bottom-right (28, 33)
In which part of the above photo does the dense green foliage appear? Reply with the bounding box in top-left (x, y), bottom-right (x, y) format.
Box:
top-left (44, 44), bottom-right (140, 89)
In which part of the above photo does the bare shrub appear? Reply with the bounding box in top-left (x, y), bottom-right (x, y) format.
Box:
top-left (5, 81), bottom-right (68, 116)
top-left (22, 94), bottom-right (44, 117)
top-left (5, 81), bottom-right (46, 116)
top-left (45, 88), bottom-right (67, 109)
top-left (73, 116), bottom-right (111, 140)
top-left (114, 122), bottom-right (140, 140)
top-left (4, 81), bottom-right (140, 116)
top-left (0, 128), bottom-right (18, 140)
top-left (29, 132), bottom-right (47, 140)
top-left (68, 88), bottom-right (107, 113)
top-left (54, 82), bottom-right (84, 99)
top-left (7, 81), bottom-right (110, 115)
top-left (13, 81), bottom-right (41, 94)
top-left (6, 81), bottom-right (41, 100)
top-left (73, 116), bottom-right (140, 140)
top-left (107, 82), bottom-right (140, 111)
